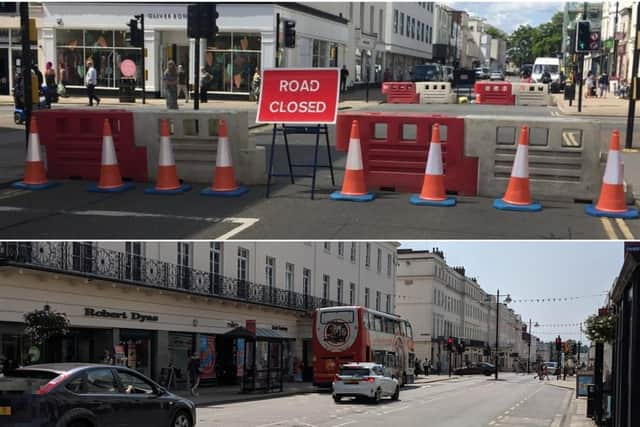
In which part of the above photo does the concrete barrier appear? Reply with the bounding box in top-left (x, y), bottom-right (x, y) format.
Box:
top-left (464, 115), bottom-right (602, 202)
top-left (514, 83), bottom-right (553, 106)
top-left (415, 82), bottom-right (457, 104)
top-left (132, 109), bottom-right (266, 185)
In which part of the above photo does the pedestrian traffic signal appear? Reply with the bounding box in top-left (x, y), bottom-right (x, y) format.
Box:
top-left (447, 337), bottom-right (453, 352)
top-left (575, 20), bottom-right (591, 53)
top-left (284, 19), bottom-right (296, 48)
top-left (126, 19), bottom-right (143, 48)
top-left (187, 3), bottom-right (219, 40)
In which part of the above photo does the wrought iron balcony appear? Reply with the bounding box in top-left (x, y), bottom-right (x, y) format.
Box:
top-left (0, 242), bottom-right (344, 313)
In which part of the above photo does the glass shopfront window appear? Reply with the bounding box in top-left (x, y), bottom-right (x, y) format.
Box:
top-left (206, 33), bottom-right (260, 94)
top-left (56, 29), bottom-right (142, 88)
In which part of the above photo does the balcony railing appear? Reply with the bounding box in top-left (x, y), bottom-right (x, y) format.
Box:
top-left (0, 242), bottom-right (344, 313)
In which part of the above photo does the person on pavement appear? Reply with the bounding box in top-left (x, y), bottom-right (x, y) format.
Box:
top-left (199, 67), bottom-right (212, 103)
top-left (44, 61), bottom-right (57, 104)
top-left (177, 64), bottom-right (189, 103)
top-left (340, 65), bottom-right (349, 93)
top-left (85, 60), bottom-right (100, 107)
top-left (164, 60), bottom-right (179, 110)
top-left (598, 73), bottom-right (608, 98)
top-left (188, 351), bottom-right (201, 396)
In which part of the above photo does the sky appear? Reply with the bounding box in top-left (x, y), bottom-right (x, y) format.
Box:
top-left (448, 1), bottom-right (565, 34)
top-left (399, 241), bottom-right (625, 343)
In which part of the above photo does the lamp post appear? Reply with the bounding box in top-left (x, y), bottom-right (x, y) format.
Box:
top-left (490, 290), bottom-right (512, 380)
top-left (527, 320), bottom-right (539, 374)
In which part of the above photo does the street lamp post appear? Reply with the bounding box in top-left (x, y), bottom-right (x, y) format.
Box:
top-left (492, 290), bottom-right (512, 380)
top-left (527, 320), bottom-right (540, 374)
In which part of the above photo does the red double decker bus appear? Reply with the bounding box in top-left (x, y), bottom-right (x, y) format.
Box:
top-left (312, 306), bottom-right (415, 388)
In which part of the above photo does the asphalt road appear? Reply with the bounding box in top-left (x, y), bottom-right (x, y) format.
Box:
top-left (195, 374), bottom-right (572, 427)
top-left (0, 105), bottom-right (638, 240)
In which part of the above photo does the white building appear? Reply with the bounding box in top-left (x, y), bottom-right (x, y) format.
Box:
top-left (396, 248), bottom-right (536, 374)
top-left (0, 241), bottom-right (397, 385)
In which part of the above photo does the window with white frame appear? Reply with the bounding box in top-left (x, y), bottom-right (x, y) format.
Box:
top-left (125, 242), bottom-right (142, 281)
top-left (350, 243), bottom-right (356, 263)
top-left (324, 242), bottom-right (331, 252)
top-left (265, 256), bottom-right (275, 287)
top-left (338, 242), bottom-right (344, 257)
top-left (393, 9), bottom-right (398, 33)
top-left (400, 12), bottom-right (404, 35)
top-left (376, 248), bottom-right (382, 273)
top-left (323, 274), bottom-right (330, 300)
top-left (387, 254), bottom-right (393, 277)
top-left (376, 291), bottom-right (381, 311)
top-left (386, 294), bottom-right (391, 313)
top-left (365, 243), bottom-right (371, 267)
top-left (285, 262), bottom-right (294, 293)
top-left (350, 282), bottom-right (356, 305)
top-left (365, 287), bottom-right (370, 308)
top-left (177, 242), bottom-right (191, 289)
top-left (237, 247), bottom-right (249, 282)
top-left (379, 9), bottom-right (383, 39)
top-left (210, 242), bottom-right (223, 281)
top-left (337, 279), bottom-right (344, 304)
top-left (369, 5), bottom-right (374, 33)
top-left (303, 268), bottom-right (311, 297)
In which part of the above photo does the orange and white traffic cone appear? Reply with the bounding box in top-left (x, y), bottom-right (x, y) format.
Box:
top-left (88, 119), bottom-right (134, 193)
top-left (12, 116), bottom-right (58, 190)
top-left (201, 119), bottom-right (248, 197)
top-left (145, 118), bottom-right (191, 194)
top-left (410, 123), bottom-right (456, 207)
top-left (493, 125), bottom-right (542, 212)
top-left (330, 120), bottom-right (375, 202)
top-left (586, 129), bottom-right (638, 219)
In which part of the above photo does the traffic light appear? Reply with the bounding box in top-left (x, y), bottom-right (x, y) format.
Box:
top-left (126, 19), bottom-right (143, 48)
top-left (555, 336), bottom-right (562, 351)
top-left (447, 337), bottom-right (453, 352)
top-left (563, 342), bottom-right (569, 354)
top-left (575, 20), bottom-right (591, 53)
top-left (284, 19), bottom-right (296, 48)
top-left (188, 3), bottom-right (219, 40)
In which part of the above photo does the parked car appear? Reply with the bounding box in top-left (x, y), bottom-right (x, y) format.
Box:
top-left (543, 361), bottom-right (559, 375)
top-left (0, 363), bottom-right (197, 427)
top-left (489, 70), bottom-right (505, 81)
top-left (332, 363), bottom-right (400, 403)
top-left (453, 362), bottom-right (495, 376)
top-left (412, 63), bottom-right (444, 82)
top-left (474, 67), bottom-right (490, 80)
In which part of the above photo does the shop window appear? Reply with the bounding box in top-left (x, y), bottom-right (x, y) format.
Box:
top-left (312, 39), bottom-right (329, 68)
top-left (205, 33), bottom-right (260, 94)
top-left (86, 368), bottom-right (119, 394)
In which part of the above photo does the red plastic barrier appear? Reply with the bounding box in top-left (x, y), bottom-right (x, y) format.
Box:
top-left (336, 112), bottom-right (478, 195)
top-left (474, 81), bottom-right (515, 105)
top-left (34, 109), bottom-right (147, 182)
top-left (381, 82), bottom-right (419, 104)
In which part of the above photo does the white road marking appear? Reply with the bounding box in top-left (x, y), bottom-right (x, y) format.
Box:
top-left (216, 217), bottom-right (260, 240)
top-left (254, 421), bottom-right (286, 427)
top-left (0, 189), bottom-right (28, 200)
top-left (331, 421), bottom-right (356, 427)
top-left (551, 414), bottom-right (563, 427)
top-left (489, 422), bottom-right (496, 426)
top-left (601, 218), bottom-right (619, 239)
top-left (616, 218), bottom-right (635, 239)
top-left (382, 405), bottom-right (409, 415)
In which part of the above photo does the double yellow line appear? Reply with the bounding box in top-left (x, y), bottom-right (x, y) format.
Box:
top-left (601, 217), bottom-right (636, 239)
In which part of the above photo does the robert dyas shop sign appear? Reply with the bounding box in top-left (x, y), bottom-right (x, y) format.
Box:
top-left (84, 308), bottom-right (159, 323)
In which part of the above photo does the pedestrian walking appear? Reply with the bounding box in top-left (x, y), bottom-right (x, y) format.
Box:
top-left (177, 64), bottom-right (189, 103)
top-left (598, 73), bottom-right (608, 98)
top-left (163, 60), bottom-right (179, 110)
top-left (57, 62), bottom-right (68, 98)
top-left (85, 59), bottom-right (100, 107)
top-left (187, 351), bottom-right (201, 396)
top-left (436, 360), bottom-right (442, 375)
top-left (44, 61), bottom-right (57, 104)
top-left (415, 358), bottom-right (422, 376)
top-left (250, 67), bottom-right (261, 103)
top-left (199, 67), bottom-right (212, 103)
top-left (340, 65), bottom-right (349, 93)
top-left (543, 364), bottom-right (550, 380)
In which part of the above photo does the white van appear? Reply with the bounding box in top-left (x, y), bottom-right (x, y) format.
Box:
top-left (531, 57), bottom-right (560, 84)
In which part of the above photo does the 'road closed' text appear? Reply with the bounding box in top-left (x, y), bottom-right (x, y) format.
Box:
top-left (269, 101), bottom-right (327, 113)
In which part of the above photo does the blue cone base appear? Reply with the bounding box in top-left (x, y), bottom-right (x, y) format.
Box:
top-left (144, 183), bottom-right (192, 195)
top-left (11, 181), bottom-right (59, 190)
top-left (409, 194), bottom-right (456, 207)
top-left (88, 182), bottom-right (135, 193)
top-left (329, 191), bottom-right (376, 202)
top-left (200, 186), bottom-right (249, 197)
top-left (493, 198), bottom-right (542, 212)
top-left (585, 204), bottom-right (639, 219)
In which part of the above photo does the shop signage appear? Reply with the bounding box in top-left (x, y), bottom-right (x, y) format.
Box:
top-left (84, 308), bottom-right (158, 322)
top-left (256, 68), bottom-right (340, 124)
top-left (272, 325), bottom-right (288, 332)
top-left (236, 338), bottom-right (245, 377)
top-left (246, 319), bottom-right (256, 335)
top-left (146, 12), bottom-right (187, 20)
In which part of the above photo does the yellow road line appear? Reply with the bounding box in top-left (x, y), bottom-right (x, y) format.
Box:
top-left (616, 218), bottom-right (635, 240)
top-left (601, 218), bottom-right (619, 240)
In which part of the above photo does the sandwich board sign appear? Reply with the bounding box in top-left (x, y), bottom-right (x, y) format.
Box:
top-left (256, 68), bottom-right (340, 124)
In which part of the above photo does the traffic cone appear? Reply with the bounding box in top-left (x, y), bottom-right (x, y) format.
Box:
top-left (329, 120), bottom-right (375, 202)
top-left (493, 125), bottom-right (542, 212)
top-left (12, 116), bottom-right (58, 190)
top-left (410, 123), bottom-right (456, 207)
top-left (585, 129), bottom-right (638, 219)
top-left (201, 119), bottom-right (248, 197)
top-left (88, 119), bottom-right (134, 193)
top-left (145, 118), bottom-right (191, 195)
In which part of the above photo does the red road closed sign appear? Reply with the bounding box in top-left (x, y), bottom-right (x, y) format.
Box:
top-left (256, 68), bottom-right (340, 124)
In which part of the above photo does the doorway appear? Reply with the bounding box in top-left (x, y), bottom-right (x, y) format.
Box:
top-left (0, 48), bottom-right (9, 95)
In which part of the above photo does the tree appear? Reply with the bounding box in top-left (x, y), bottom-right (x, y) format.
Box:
top-left (583, 312), bottom-right (616, 344)
top-left (485, 26), bottom-right (507, 41)
top-left (507, 11), bottom-right (564, 67)
top-left (24, 306), bottom-right (70, 345)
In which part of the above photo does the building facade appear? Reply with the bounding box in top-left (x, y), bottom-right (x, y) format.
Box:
top-left (396, 248), bottom-right (534, 374)
top-left (0, 241), bottom-right (397, 386)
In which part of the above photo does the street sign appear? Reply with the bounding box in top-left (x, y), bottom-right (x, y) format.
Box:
top-left (589, 31), bottom-right (601, 50)
top-left (256, 68), bottom-right (340, 124)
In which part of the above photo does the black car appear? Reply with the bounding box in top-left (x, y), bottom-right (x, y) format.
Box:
top-left (0, 363), bottom-right (196, 427)
top-left (453, 363), bottom-right (494, 376)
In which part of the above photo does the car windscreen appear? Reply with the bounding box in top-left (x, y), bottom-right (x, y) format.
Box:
top-left (339, 367), bottom-right (370, 377)
top-left (0, 370), bottom-right (60, 392)
top-left (414, 65), bottom-right (438, 79)
top-left (544, 65), bottom-right (559, 74)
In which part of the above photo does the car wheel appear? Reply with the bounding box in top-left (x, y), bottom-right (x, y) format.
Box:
top-left (372, 388), bottom-right (381, 404)
top-left (391, 386), bottom-right (400, 401)
top-left (14, 112), bottom-right (22, 124)
top-left (333, 394), bottom-right (342, 403)
top-left (172, 411), bottom-right (192, 427)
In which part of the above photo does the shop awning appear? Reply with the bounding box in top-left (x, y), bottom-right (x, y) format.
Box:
top-left (222, 326), bottom-right (255, 339)
top-left (255, 328), bottom-right (290, 340)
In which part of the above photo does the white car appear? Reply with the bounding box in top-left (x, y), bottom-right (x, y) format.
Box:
top-left (332, 363), bottom-right (400, 403)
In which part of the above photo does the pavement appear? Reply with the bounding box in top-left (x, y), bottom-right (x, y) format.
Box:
top-left (176, 375), bottom-right (457, 407)
top-left (193, 373), bottom-right (573, 427)
top-left (554, 92), bottom-right (639, 118)
top-left (542, 377), bottom-right (597, 427)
